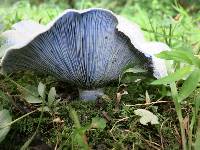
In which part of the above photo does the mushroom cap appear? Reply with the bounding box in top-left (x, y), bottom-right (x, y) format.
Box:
top-left (0, 8), bottom-right (169, 88)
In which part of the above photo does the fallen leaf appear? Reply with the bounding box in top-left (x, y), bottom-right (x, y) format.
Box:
top-left (53, 117), bottom-right (64, 123)
top-left (134, 109), bottom-right (159, 125)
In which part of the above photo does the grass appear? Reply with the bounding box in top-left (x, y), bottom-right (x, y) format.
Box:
top-left (0, 0), bottom-right (200, 149)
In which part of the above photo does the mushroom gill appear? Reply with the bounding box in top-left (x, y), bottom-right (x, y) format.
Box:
top-left (0, 8), bottom-right (170, 100)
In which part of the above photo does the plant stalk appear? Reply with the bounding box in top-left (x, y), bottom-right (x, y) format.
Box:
top-left (170, 82), bottom-right (187, 150)
top-left (188, 110), bottom-right (195, 150)
top-left (0, 110), bottom-right (37, 129)
top-left (69, 107), bottom-right (89, 147)
top-left (20, 95), bottom-right (45, 150)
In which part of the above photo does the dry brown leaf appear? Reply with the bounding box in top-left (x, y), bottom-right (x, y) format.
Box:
top-left (114, 84), bottom-right (128, 112)
top-left (53, 117), bottom-right (64, 123)
top-left (183, 115), bottom-right (189, 136)
top-left (102, 111), bottom-right (111, 122)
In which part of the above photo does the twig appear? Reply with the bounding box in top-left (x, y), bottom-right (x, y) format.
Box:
top-left (143, 139), bottom-right (161, 150)
top-left (125, 100), bottom-right (172, 107)
top-left (159, 118), bottom-right (169, 150)
top-left (110, 117), bottom-right (129, 133)
top-left (173, 125), bottom-right (181, 145)
top-left (109, 117), bottom-right (129, 141)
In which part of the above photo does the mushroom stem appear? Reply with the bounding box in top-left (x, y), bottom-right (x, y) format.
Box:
top-left (79, 88), bottom-right (104, 101)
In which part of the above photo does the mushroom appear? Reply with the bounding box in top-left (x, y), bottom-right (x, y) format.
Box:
top-left (0, 8), bottom-right (170, 100)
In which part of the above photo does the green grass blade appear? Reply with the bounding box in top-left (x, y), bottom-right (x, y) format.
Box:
top-left (157, 50), bottom-right (200, 67)
top-left (194, 118), bottom-right (200, 150)
top-left (178, 69), bottom-right (200, 103)
top-left (151, 66), bottom-right (192, 85)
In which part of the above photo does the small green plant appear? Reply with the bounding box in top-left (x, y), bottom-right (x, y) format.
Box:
top-left (66, 107), bottom-right (106, 150)
top-left (152, 49), bottom-right (200, 150)
top-left (0, 79), bottom-right (107, 149)
top-left (20, 82), bottom-right (46, 150)
top-left (0, 80), bottom-right (57, 147)
top-left (17, 81), bottom-right (60, 115)
top-left (0, 81), bottom-right (47, 148)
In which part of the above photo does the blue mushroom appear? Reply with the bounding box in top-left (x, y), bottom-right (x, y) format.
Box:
top-left (0, 8), bottom-right (170, 100)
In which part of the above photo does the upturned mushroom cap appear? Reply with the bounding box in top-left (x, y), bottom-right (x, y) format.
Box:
top-left (0, 8), bottom-right (170, 89)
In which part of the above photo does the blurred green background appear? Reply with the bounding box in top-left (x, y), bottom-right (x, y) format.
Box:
top-left (0, 0), bottom-right (200, 52)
